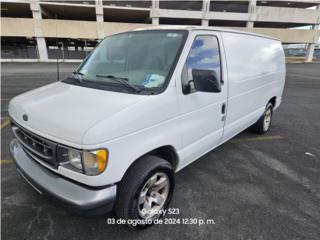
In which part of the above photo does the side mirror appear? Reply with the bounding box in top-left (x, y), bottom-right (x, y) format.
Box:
top-left (191, 69), bottom-right (221, 93)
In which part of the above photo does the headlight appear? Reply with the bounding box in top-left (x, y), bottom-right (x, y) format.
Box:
top-left (68, 149), bottom-right (82, 170)
top-left (58, 146), bottom-right (108, 176)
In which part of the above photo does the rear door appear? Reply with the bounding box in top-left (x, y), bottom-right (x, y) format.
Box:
top-left (176, 31), bottom-right (228, 168)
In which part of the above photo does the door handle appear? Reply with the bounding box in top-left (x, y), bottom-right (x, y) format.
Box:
top-left (221, 103), bottom-right (226, 122)
top-left (221, 103), bottom-right (226, 114)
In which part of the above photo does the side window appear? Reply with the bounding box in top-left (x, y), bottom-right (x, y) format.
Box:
top-left (182, 35), bottom-right (222, 94)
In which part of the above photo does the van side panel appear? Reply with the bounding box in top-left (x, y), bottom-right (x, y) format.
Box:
top-left (221, 32), bottom-right (285, 141)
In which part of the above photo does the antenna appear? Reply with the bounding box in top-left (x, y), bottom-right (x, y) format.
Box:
top-left (55, 14), bottom-right (60, 81)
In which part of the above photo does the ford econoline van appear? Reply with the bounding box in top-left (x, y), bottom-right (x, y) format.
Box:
top-left (9, 26), bottom-right (285, 229)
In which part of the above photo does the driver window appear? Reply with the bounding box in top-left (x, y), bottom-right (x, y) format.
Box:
top-left (182, 35), bottom-right (221, 94)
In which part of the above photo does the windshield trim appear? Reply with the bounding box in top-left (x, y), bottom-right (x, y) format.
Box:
top-left (63, 30), bottom-right (189, 95)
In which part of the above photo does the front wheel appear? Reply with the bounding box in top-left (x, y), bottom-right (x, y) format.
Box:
top-left (114, 155), bottom-right (175, 229)
top-left (252, 103), bottom-right (273, 134)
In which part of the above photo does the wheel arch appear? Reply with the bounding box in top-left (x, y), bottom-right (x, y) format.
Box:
top-left (146, 145), bottom-right (179, 171)
top-left (121, 145), bottom-right (179, 182)
top-left (268, 96), bottom-right (277, 108)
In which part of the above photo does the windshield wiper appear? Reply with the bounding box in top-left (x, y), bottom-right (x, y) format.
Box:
top-left (72, 71), bottom-right (84, 82)
top-left (96, 74), bottom-right (141, 93)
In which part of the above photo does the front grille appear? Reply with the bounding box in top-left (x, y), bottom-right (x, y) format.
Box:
top-left (11, 122), bottom-right (58, 167)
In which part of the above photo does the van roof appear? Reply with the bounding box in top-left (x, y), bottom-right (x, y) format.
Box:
top-left (133, 25), bottom-right (280, 41)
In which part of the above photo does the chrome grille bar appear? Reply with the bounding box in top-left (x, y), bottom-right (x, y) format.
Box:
top-left (11, 121), bottom-right (58, 167)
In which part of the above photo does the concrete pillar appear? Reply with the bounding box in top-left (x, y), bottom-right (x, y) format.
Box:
top-left (151, 0), bottom-right (160, 25)
top-left (202, 0), bottom-right (210, 26)
top-left (36, 37), bottom-right (48, 61)
top-left (305, 5), bottom-right (320, 62)
top-left (95, 0), bottom-right (105, 39)
top-left (247, 0), bottom-right (257, 29)
top-left (306, 43), bottom-right (316, 62)
top-left (30, 0), bottom-right (48, 61)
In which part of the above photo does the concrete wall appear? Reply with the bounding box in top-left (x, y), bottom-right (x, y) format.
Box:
top-left (255, 6), bottom-right (319, 24)
top-left (2, 17), bottom-right (319, 44)
top-left (1, 18), bottom-right (150, 39)
top-left (248, 28), bottom-right (320, 44)
top-left (1, 18), bottom-right (35, 37)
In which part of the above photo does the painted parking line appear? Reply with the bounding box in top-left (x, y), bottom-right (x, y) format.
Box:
top-left (0, 160), bottom-right (13, 164)
top-left (1, 118), bottom-right (10, 129)
top-left (229, 135), bottom-right (283, 143)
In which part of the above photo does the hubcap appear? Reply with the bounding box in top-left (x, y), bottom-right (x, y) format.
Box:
top-left (263, 108), bottom-right (272, 131)
top-left (138, 172), bottom-right (170, 219)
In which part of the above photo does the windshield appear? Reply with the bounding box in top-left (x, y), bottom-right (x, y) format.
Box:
top-left (64, 30), bottom-right (188, 94)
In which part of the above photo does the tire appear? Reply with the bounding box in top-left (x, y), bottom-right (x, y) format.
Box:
top-left (114, 155), bottom-right (175, 229)
top-left (252, 102), bottom-right (273, 134)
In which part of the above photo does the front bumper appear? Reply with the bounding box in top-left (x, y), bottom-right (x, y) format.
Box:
top-left (9, 138), bottom-right (117, 216)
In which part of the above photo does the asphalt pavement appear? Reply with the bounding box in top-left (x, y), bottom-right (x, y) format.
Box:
top-left (1, 63), bottom-right (320, 240)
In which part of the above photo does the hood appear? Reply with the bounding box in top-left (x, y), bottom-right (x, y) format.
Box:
top-left (9, 82), bottom-right (147, 146)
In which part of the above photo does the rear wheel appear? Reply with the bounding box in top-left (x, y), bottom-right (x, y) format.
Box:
top-left (252, 103), bottom-right (273, 134)
top-left (114, 155), bottom-right (174, 229)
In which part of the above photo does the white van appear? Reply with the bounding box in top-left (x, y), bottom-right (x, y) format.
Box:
top-left (9, 26), bottom-right (285, 228)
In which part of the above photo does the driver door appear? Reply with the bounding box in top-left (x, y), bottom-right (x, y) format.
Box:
top-left (177, 31), bottom-right (228, 168)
